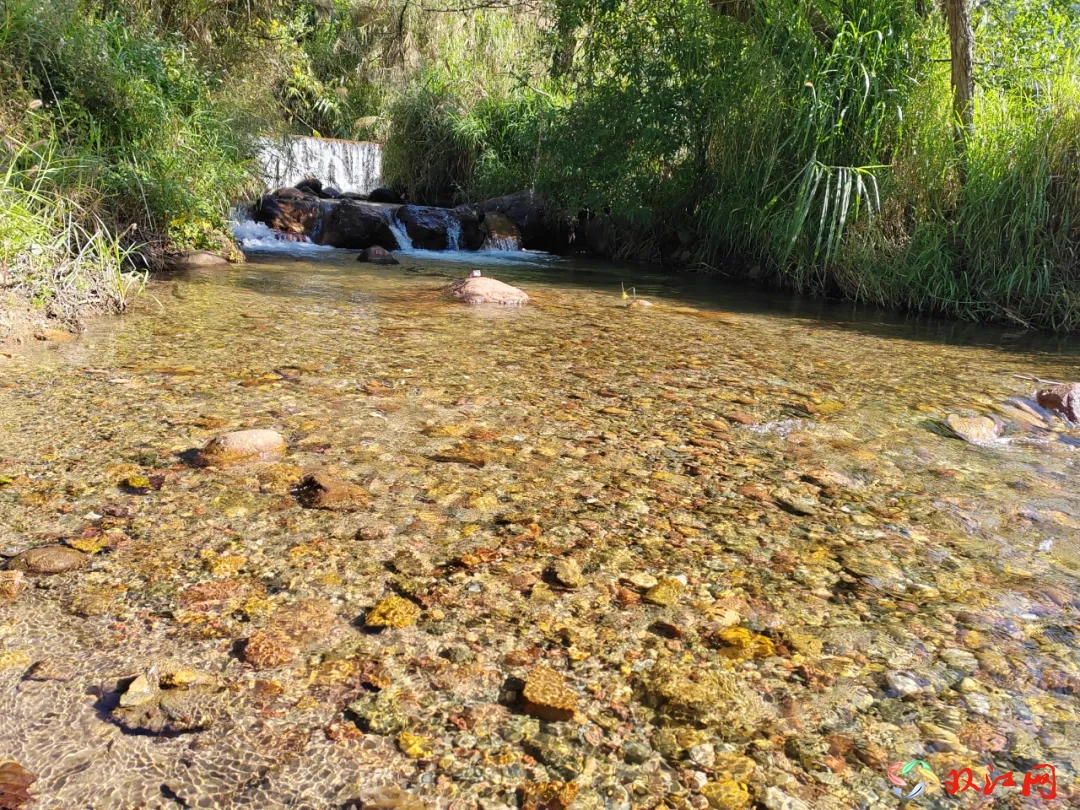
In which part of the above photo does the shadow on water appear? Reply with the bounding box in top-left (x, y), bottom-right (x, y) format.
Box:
top-left (197, 244), bottom-right (1080, 357)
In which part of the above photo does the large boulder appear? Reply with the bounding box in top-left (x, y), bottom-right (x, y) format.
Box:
top-left (447, 275), bottom-right (529, 306)
top-left (368, 187), bottom-right (404, 204)
top-left (396, 205), bottom-right (450, 250)
top-left (318, 200), bottom-right (400, 250)
top-left (474, 191), bottom-right (569, 252)
top-left (253, 195), bottom-right (322, 235)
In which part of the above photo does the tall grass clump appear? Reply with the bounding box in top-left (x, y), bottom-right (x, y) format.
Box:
top-left (1, 137), bottom-right (143, 323)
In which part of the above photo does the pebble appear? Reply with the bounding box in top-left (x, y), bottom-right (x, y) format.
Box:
top-left (940, 648), bottom-right (979, 675)
top-left (521, 781), bottom-right (578, 810)
top-left (0, 570), bottom-right (27, 600)
top-left (885, 669), bottom-right (924, 697)
top-left (623, 742), bottom-right (652, 765)
top-left (760, 787), bottom-right (811, 810)
top-left (242, 631), bottom-right (297, 669)
top-left (550, 558), bottom-right (585, 588)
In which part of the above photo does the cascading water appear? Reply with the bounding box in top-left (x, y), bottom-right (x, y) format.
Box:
top-left (384, 211), bottom-right (414, 251)
top-left (258, 136), bottom-right (382, 193)
top-left (446, 218), bottom-right (462, 251)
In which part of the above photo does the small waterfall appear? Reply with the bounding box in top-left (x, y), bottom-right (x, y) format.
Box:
top-left (258, 136), bottom-right (382, 193)
top-left (483, 234), bottom-right (522, 252)
top-left (385, 211), bottom-right (414, 251)
top-left (446, 218), bottom-right (462, 251)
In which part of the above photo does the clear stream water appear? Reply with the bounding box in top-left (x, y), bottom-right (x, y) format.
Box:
top-left (0, 242), bottom-right (1078, 808)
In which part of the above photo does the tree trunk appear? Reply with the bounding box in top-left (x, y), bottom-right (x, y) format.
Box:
top-left (944, 0), bottom-right (975, 172)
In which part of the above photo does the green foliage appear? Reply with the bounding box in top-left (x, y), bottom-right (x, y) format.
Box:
top-left (0, 133), bottom-right (144, 321)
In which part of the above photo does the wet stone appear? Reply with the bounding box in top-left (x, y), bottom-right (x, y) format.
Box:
top-left (195, 428), bottom-right (286, 465)
top-left (521, 781), bottom-right (579, 810)
top-left (0, 570), bottom-right (27, 601)
top-left (348, 690), bottom-right (408, 735)
top-left (700, 780), bottom-right (750, 810)
top-left (447, 275), bottom-right (529, 306)
top-left (643, 577), bottom-right (684, 606)
top-left (7, 545), bottom-right (87, 575)
top-left (945, 414), bottom-right (1000, 443)
top-left (623, 741), bottom-right (653, 765)
top-left (243, 630), bottom-right (297, 670)
top-left (366, 595), bottom-right (421, 629)
top-left (1036, 382), bottom-right (1080, 422)
top-left (549, 558), bottom-right (585, 589)
top-left (296, 471), bottom-right (369, 510)
top-left (0, 760), bottom-right (36, 810)
top-left (522, 665), bottom-right (578, 721)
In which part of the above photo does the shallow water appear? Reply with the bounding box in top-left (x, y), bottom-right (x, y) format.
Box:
top-left (1, 245), bottom-right (1078, 809)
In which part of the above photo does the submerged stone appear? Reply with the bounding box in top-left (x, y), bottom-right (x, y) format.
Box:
top-left (945, 414), bottom-right (1000, 443)
top-left (357, 246), bottom-right (399, 265)
top-left (195, 429), bottom-right (287, 465)
top-left (522, 665), bottom-right (578, 721)
top-left (7, 545), bottom-right (87, 575)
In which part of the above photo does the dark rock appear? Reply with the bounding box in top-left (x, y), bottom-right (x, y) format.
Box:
top-left (295, 177), bottom-right (323, 195)
top-left (320, 186), bottom-right (342, 199)
top-left (296, 472), bottom-right (369, 510)
top-left (396, 205), bottom-right (451, 250)
top-left (581, 214), bottom-right (613, 256)
top-left (273, 187), bottom-right (306, 200)
top-left (252, 195), bottom-right (322, 235)
top-left (368, 187), bottom-right (404, 204)
top-left (319, 200), bottom-right (400, 250)
top-left (340, 191), bottom-right (367, 201)
top-left (1036, 382), bottom-right (1080, 423)
top-left (357, 246), bottom-right (400, 265)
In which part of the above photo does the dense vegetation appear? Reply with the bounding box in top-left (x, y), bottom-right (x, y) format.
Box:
top-left (1, 0), bottom-right (1079, 329)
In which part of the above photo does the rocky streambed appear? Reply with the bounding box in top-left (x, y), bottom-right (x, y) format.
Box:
top-left (1, 249), bottom-right (1079, 808)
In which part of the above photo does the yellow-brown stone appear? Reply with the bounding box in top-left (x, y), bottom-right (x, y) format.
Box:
top-left (522, 665), bottom-right (578, 721)
top-left (366, 595), bottom-right (421, 629)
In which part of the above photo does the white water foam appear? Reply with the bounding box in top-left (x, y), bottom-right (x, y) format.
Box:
top-left (385, 212), bottom-right (414, 251)
top-left (232, 218), bottom-right (332, 254)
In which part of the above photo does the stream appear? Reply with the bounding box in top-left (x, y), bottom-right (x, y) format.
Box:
top-left (0, 241), bottom-right (1078, 808)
